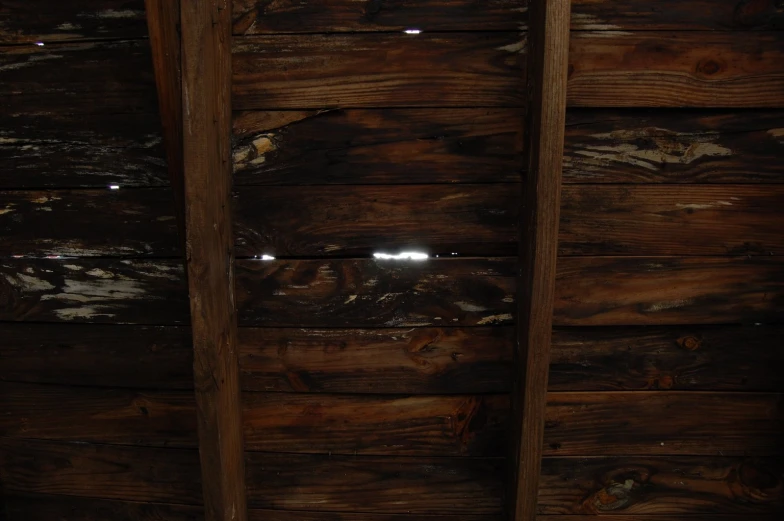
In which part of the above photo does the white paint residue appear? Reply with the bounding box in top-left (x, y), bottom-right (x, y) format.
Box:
top-left (85, 268), bottom-right (114, 279)
top-left (94, 9), bottom-right (142, 19)
top-left (477, 313), bottom-right (513, 325)
top-left (0, 53), bottom-right (63, 72)
top-left (57, 22), bottom-right (82, 31)
top-left (344, 294), bottom-right (357, 304)
top-left (570, 13), bottom-right (620, 31)
top-left (5, 273), bottom-right (56, 292)
top-left (645, 299), bottom-right (693, 313)
top-left (454, 301), bottom-right (487, 312)
top-left (496, 40), bottom-right (526, 53)
top-left (676, 200), bottom-right (733, 210)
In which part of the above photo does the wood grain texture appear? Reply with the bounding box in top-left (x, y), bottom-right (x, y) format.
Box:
top-left (559, 185), bottom-right (784, 256)
top-left (232, 33), bottom-right (526, 109)
top-left (245, 452), bottom-right (505, 514)
top-left (235, 258), bottom-right (516, 327)
top-left (563, 109), bottom-right (784, 184)
top-left (232, 108), bottom-right (524, 185)
top-left (567, 31), bottom-right (784, 108)
top-left (243, 392), bottom-right (508, 456)
top-left (4, 495), bottom-right (203, 521)
top-left (554, 256), bottom-right (784, 326)
top-left (0, 323), bottom-right (192, 389)
top-left (0, 382), bottom-right (196, 447)
top-left (0, 189), bottom-right (179, 257)
top-left (238, 326), bottom-right (513, 393)
top-left (234, 184), bottom-right (517, 257)
top-left (538, 456), bottom-right (784, 515)
top-left (550, 325), bottom-right (784, 391)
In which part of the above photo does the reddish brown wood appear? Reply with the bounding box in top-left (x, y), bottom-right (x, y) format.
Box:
top-left (4, 495), bottom-right (203, 521)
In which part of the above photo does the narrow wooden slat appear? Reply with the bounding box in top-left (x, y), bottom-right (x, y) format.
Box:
top-left (249, 511), bottom-right (498, 521)
top-left (4, 495), bottom-right (203, 521)
top-left (238, 326), bottom-right (513, 394)
top-left (538, 517), bottom-right (781, 521)
top-left (567, 32), bottom-right (784, 108)
top-left (232, 33), bottom-right (526, 109)
top-left (550, 325), bottom-right (784, 391)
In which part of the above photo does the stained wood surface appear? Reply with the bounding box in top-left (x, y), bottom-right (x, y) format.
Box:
top-left (554, 256), bottom-right (784, 325)
top-left (234, 184), bottom-right (517, 257)
top-left (243, 392), bottom-right (508, 456)
top-left (550, 325), bottom-right (784, 391)
top-left (568, 32), bottom-right (784, 108)
top-left (4, 495), bottom-right (203, 521)
top-left (235, 258), bottom-right (516, 327)
top-left (563, 109), bottom-right (784, 184)
top-left (238, 326), bottom-right (513, 393)
top-left (245, 452), bottom-right (505, 514)
top-left (0, 324), bottom-right (192, 388)
top-left (538, 456), bottom-right (784, 515)
top-left (232, 108), bottom-right (523, 185)
top-left (560, 185), bottom-right (784, 256)
top-left (232, 33), bottom-right (526, 109)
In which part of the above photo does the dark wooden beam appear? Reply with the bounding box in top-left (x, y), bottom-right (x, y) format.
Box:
top-left (512, 0), bottom-right (572, 520)
top-left (180, 1), bottom-right (248, 521)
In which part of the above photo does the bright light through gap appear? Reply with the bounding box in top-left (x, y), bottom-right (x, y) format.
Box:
top-left (254, 254), bottom-right (275, 260)
top-left (373, 251), bottom-right (428, 261)
top-left (35, 42), bottom-right (45, 46)
top-left (404, 29), bottom-right (422, 34)
top-left (109, 184), bottom-right (120, 190)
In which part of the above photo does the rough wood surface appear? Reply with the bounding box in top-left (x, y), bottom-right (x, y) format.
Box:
top-left (232, 33), bottom-right (526, 109)
top-left (568, 31), bottom-right (784, 108)
top-left (554, 256), bottom-right (784, 325)
top-left (550, 325), bottom-right (784, 391)
top-left (238, 326), bottom-right (513, 393)
top-left (563, 109), bottom-right (784, 183)
top-left (4, 495), bottom-right (203, 521)
top-left (559, 185), bottom-right (784, 256)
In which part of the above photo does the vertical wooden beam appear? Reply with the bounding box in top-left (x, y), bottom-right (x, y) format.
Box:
top-left (512, 1), bottom-right (571, 520)
top-left (180, 2), bottom-right (248, 521)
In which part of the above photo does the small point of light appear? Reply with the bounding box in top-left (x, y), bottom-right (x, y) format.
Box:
top-left (35, 42), bottom-right (45, 46)
top-left (261, 254), bottom-right (275, 260)
top-left (12, 255), bottom-right (23, 259)
top-left (373, 251), bottom-right (428, 261)
top-left (404, 29), bottom-right (422, 34)
top-left (109, 184), bottom-right (120, 190)
top-left (46, 255), bottom-right (62, 259)
top-left (451, 252), bottom-right (457, 256)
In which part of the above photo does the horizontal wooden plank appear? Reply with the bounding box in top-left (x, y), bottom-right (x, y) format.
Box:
top-left (538, 517), bottom-right (781, 521)
top-left (0, 324), bottom-right (191, 388)
top-left (554, 256), bottom-right (784, 326)
top-left (543, 392), bottom-right (783, 456)
top-left (243, 392), bottom-right (508, 456)
top-left (0, 259), bottom-right (189, 324)
top-left (245, 452), bottom-right (505, 514)
top-left (4, 495), bottom-right (202, 521)
top-left (0, 112), bottom-right (168, 188)
top-left (550, 325), bottom-right (784, 391)
top-left (538, 455), bottom-right (784, 515)
top-left (0, 439), bottom-right (203, 504)
top-left (234, 184), bottom-right (517, 257)
top-left (563, 109), bottom-right (784, 183)
top-left (0, 189), bottom-right (179, 257)
top-left (250, 511), bottom-right (498, 521)
top-left (238, 326), bottom-right (513, 393)
top-left (235, 258), bottom-right (516, 327)
top-left (559, 185), bottom-right (784, 256)
top-left (232, 108), bottom-right (523, 185)
top-left (568, 32), bottom-right (784, 108)
top-left (232, 33), bottom-right (525, 109)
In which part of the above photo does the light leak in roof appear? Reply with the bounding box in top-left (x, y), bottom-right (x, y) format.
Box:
top-left (373, 251), bottom-right (428, 261)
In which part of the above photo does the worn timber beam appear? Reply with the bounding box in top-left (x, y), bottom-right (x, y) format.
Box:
top-left (512, 0), bottom-right (572, 520)
top-left (180, 2), bottom-right (248, 521)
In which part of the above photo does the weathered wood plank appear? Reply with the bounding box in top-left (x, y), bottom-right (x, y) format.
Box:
top-left (4, 495), bottom-right (203, 521)
top-left (243, 392), bottom-right (508, 456)
top-left (0, 259), bottom-right (189, 324)
top-left (235, 258), bottom-right (516, 327)
top-left (232, 108), bottom-right (524, 185)
top-left (559, 185), bottom-right (784, 256)
top-left (232, 33), bottom-right (526, 109)
top-left (550, 325), bottom-right (784, 391)
top-left (554, 257), bottom-right (784, 326)
top-left (245, 452), bottom-right (505, 514)
top-left (249, 511), bottom-right (498, 521)
top-left (568, 32), bottom-right (784, 108)
top-left (0, 382), bottom-right (196, 447)
top-left (0, 323), bottom-right (192, 389)
top-left (537, 517), bottom-right (781, 521)
top-left (234, 184), bottom-right (517, 257)
top-left (563, 109), bottom-right (784, 183)
top-left (538, 456), bottom-right (784, 515)
top-left (238, 326), bottom-right (513, 393)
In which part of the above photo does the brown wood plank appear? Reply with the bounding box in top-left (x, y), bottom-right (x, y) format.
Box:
top-left (238, 326), bottom-right (513, 393)
top-left (559, 185), bottom-right (784, 256)
top-left (232, 108), bottom-right (524, 185)
top-left (538, 456), bottom-right (784, 515)
top-left (4, 495), bottom-right (203, 521)
top-left (235, 257), bottom-right (516, 327)
top-left (249, 511), bottom-right (498, 521)
top-left (243, 392), bottom-right (508, 456)
top-left (0, 324), bottom-right (192, 389)
top-left (0, 439), bottom-right (203, 505)
top-left (567, 32), bottom-right (784, 108)
top-left (537, 517), bottom-right (781, 521)
top-left (0, 189), bottom-right (179, 257)
top-left (0, 258), bottom-right (189, 324)
top-left (563, 109), bottom-right (784, 184)
top-left (245, 452), bottom-right (505, 514)
top-left (232, 33), bottom-right (526, 109)
top-left (234, 184), bottom-right (517, 257)
top-left (550, 325), bottom-right (784, 391)
top-left (0, 382), bottom-right (196, 447)
top-left (554, 256), bottom-right (784, 326)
